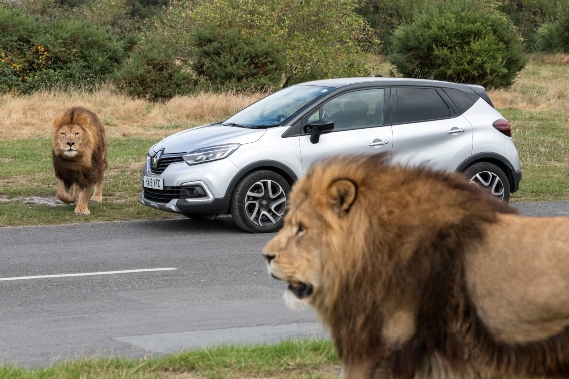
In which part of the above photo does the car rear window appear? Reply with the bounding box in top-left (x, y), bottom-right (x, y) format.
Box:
top-left (442, 88), bottom-right (477, 114)
top-left (396, 87), bottom-right (451, 123)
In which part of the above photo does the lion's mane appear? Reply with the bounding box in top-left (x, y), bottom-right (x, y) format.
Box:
top-left (263, 153), bottom-right (569, 379)
top-left (51, 106), bottom-right (108, 214)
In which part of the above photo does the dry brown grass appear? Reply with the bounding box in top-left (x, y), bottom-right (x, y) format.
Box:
top-left (0, 86), bottom-right (264, 140)
top-left (487, 55), bottom-right (569, 111)
top-left (0, 55), bottom-right (567, 140)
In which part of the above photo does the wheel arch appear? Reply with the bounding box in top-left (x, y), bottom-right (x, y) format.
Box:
top-left (456, 153), bottom-right (519, 192)
top-left (225, 160), bottom-right (298, 198)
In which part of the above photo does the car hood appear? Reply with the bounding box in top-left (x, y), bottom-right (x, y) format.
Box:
top-left (149, 124), bottom-right (266, 155)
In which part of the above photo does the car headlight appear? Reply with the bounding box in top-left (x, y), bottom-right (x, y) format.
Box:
top-left (182, 144), bottom-right (240, 165)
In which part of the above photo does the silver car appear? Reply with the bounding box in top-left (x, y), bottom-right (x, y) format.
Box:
top-left (140, 77), bottom-right (522, 232)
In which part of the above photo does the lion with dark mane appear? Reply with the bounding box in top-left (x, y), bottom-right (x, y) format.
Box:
top-left (263, 153), bottom-right (569, 379)
top-left (52, 106), bottom-right (108, 215)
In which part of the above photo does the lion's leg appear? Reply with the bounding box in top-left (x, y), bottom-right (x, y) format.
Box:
top-left (56, 180), bottom-right (76, 204)
top-left (74, 185), bottom-right (92, 215)
top-left (91, 180), bottom-right (103, 203)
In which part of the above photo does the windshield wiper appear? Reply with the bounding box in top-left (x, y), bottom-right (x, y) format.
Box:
top-left (221, 122), bottom-right (247, 128)
top-left (249, 124), bottom-right (280, 129)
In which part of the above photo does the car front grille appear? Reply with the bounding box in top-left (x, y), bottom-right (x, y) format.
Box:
top-left (149, 155), bottom-right (184, 174)
top-left (143, 186), bottom-right (184, 203)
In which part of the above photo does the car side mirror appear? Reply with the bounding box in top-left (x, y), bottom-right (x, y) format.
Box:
top-left (304, 119), bottom-right (334, 144)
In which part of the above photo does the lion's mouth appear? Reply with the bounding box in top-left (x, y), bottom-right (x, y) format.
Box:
top-left (287, 281), bottom-right (313, 299)
top-left (63, 149), bottom-right (78, 157)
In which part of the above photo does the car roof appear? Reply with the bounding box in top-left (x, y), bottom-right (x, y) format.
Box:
top-left (297, 77), bottom-right (485, 93)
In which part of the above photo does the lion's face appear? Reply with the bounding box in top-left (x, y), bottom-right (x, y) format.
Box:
top-left (263, 203), bottom-right (324, 309)
top-left (53, 124), bottom-right (89, 159)
top-left (263, 174), bottom-right (358, 310)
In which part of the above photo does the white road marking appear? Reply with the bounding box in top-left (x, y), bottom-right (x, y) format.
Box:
top-left (0, 268), bottom-right (177, 281)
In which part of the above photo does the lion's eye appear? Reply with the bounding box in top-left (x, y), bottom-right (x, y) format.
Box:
top-left (74, 132), bottom-right (79, 136)
top-left (61, 132), bottom-right (66, 137)
top-left (296, 223), bottom-right (305, 235)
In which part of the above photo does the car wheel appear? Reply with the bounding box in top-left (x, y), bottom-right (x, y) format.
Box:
top-left (463, 162), bottom-right (510, 202)
top-left (230, 170), bottom-right (290, 233)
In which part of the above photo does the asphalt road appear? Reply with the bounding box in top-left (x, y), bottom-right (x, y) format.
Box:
top-left (1, 200), bottom-right (568, 368)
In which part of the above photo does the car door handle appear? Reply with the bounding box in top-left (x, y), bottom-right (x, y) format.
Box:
top-left (369, 139), bottom-right (389, 147)
top-left (448, 127), bottom-right (466, 134)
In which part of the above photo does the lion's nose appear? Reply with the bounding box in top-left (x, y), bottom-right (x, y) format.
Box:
top-left (67, 142), bottom-right (75, 147)
top-left (263, 253), bottom-right (275, 264)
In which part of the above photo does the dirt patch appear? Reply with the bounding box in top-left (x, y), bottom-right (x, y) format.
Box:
top-left (0, 195), bottom-right (65, 206)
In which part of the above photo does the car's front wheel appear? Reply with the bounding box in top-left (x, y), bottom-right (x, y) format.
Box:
top-left (230, 170), bottom-right (290, 233)
top-left (464, 162), bottom-right (510, 202)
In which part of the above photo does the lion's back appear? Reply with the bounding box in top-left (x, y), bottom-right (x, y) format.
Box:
top-left (467, 213), bottom-right (569, 344)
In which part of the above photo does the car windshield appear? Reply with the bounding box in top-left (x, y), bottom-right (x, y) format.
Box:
top-left (223, 85), bottom-right (334, 128)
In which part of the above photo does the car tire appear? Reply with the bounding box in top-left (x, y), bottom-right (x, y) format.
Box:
top-left (230, 170), bottom-right (290, 233)
top-left (463, 162), bottom-right (510, 202)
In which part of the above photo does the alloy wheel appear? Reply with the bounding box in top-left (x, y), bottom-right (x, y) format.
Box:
top-left (244, 179), bottom-right (287, 227)
top-left (469, 171), bottom-right (505, 200)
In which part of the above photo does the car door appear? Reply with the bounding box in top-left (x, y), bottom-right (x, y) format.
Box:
top-left (391, 86), bottom-right (472, 171)
top-left (299, 88), bottom-right (392, 172)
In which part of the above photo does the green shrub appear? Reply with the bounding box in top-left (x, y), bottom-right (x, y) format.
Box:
top-left (534, 6), bottom-right (569, 53)
top-left (34, 19), bottom-right (126, 85)
top-left (114, 40), bottom-right (194, 101)
top-left (153, 0), bottom-right (376, 87)
top-left (497, 0), bottom-right (566, 47)
top-left (0, 5), bottom-right (50, 93)
top-left (388, 0), bottom-right (526, 88)
top-left (0, 5), bottom-right (127, 93)
top-left (191, 28), bottom-right (284, 92)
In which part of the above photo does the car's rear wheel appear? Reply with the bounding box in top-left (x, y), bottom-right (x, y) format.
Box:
top-left (230, 170), bottom-right (290, 233)
top-left (464, 162), bottom-right (510, 202)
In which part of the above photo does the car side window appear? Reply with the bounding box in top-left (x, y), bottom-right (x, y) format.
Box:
top-left (321, 88), bottom-right (385, 131)
top-left (307, 109), bottom-right (320, 124)
top-left (395, 87), bottom-right (451, 124)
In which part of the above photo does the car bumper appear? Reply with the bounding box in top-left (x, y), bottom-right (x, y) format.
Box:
top-left (139, 158), bottom-right (238, 215)
top-left (139, 193), bottom-right (231, 215)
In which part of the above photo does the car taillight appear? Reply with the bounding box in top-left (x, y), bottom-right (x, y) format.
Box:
top-left (493, 119), bottom-right (511, 137)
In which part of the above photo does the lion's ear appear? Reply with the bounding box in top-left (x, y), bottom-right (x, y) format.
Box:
top-left (328, 179), bottom-right (357, 215)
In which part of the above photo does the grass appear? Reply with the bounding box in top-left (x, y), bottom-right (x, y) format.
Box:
top-left (0, 339), bottom-right (339, 378)
top-left (0, 55), bottom-right (568, 227)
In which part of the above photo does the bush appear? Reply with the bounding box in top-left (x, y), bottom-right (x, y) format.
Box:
top-left (0, 5), bottom-right (50, 93)
top-left (34, 19), bottom-right (126, 85)
top-left (153, 0), bottom-right (377, 88)
top-left (388, 0), bottom-right (526, 88)
top-left (534, 6), bottom-right (569, 53)
top-left (0, 5), bottom-right (127, 93)
top-left (191, 28), bottom-right (284, 92)
top-left (114, 40), bottom-right (194, 101)
top-left (497, 0), bottom-right (566, 47)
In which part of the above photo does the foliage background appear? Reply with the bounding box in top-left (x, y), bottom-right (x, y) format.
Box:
top-left (0, 0), bottom-right (568, 98)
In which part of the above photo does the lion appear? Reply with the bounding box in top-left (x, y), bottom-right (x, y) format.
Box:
top-left (263, 152), bottom-right (569, 379)
top-left (51, 106), bottom-right (108, 215)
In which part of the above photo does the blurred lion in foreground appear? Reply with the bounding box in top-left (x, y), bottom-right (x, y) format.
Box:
top-left (52, 106), bottom-right (108, 215)
top-left (263, 152), bottom-right (569, 379)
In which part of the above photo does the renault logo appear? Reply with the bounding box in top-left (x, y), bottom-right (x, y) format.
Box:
top-left (152, 149), bottom-right (163, 171)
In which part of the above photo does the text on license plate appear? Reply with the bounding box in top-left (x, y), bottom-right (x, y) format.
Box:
top-left (144, 176), bottom-right (164, 190)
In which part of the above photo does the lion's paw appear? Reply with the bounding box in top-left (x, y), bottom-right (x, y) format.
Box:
top-left (74, 206), bottom-right (90, 215)
top-left (90, 195), bottom-right (102, 203)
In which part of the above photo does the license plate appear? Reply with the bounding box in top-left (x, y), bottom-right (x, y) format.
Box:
top-left (143, 176), bottom-right (164, 190)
